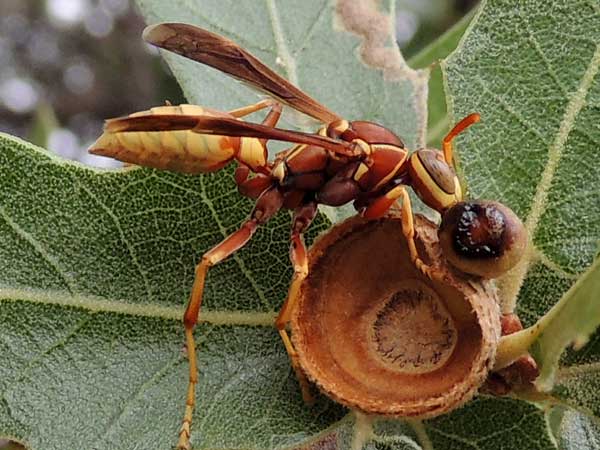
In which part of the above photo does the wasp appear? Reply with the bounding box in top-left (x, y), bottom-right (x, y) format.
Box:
top-left (90, 23), bottom-right (489, 450)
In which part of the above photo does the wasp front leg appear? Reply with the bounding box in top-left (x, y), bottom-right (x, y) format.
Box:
top-left (177, 187), bottom-right (283, 450)
top-left (361, 186), bottom-right (443, 281)
top-left (275, 201), bottom-right (318, 404)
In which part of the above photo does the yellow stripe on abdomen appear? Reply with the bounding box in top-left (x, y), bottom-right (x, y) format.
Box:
top-left (89, 104), bottom-right (238, 173)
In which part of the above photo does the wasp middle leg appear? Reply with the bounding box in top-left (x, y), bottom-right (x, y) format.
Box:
top-left (275, 200), bottom-right (318, 404)
top-left (361, 185), bottom-right (444, 281)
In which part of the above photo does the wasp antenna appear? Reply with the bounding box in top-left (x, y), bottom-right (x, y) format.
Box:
top-left (442, 113), bottom-right (481, 165)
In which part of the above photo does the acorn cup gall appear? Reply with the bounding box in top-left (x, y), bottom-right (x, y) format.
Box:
top-left (438, 200), bottom-right (527, 278)
top-left (290, 214), bottom-right (501, 418)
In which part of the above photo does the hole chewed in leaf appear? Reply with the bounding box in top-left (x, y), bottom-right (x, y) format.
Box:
top-left (334, 0), bottom-right (429, 146)
top-left (335, 0), bottom-right (413, 81)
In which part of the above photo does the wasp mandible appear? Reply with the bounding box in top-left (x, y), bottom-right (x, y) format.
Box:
top-left (90, 23), bottom-right (525, 450)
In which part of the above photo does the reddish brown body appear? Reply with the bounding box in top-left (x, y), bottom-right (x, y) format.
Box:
top-left (241, 120), bottom-right (410, 217)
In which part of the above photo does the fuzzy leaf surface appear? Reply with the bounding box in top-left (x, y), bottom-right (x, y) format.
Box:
top-left (444, 0), bottom-right (600, 446)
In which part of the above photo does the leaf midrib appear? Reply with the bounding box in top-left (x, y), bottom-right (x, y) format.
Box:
top-left (0, 289), bottom-right (275, 326)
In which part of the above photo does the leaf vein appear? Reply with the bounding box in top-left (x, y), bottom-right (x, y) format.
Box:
top-left (407, 419), bottom-right (433, 450)
top-left (90, 353), bottom-right (184, 447)
top-left (558, 361), bottom-right (600, 380)
top-left (196, 362), bottom-right (250, 433)
top-left (291, 0), bottom-right (329, 59)
top-left (532, 247), bottom-right (579, 280)
top-left (475, 79), bottom-right (547, 142)
top-left (0, 317), bottom-right (90, 399)
top-left (266, 0), bottom-right (299, 86)
top-left (76, 181), bottom-right (154, 302)
top-left (519, 14), bottom-right (569, 97)
top-left (426, 425), bottom-right (480, 450)
top-left (0, 291), bottom-right (275, 326)
top-left (0, 205), bottom-right (76, 295)
top-left (476, 411), bottom-right (541, 444)
top-left (238, 360), bottom-right (290, 439)
top-left (177, 1), bottom-right (273, 54)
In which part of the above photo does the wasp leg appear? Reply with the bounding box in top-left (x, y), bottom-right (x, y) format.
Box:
top-left (234, 165), bottom-right (273, 199)
top-left (229, 99), bottom-right (283, 147)
top-left (442, 113), bottom-right (480, 165)
top-left (360, 185), bottom-right (403, 220)
top-left (361, 186), bottom-right (443, 281)
top-left (232, 101), bottom-right (282, 195)
top-left (177, 187), bottom-right (283, 450)
top-left (275, 201), bottom-right (318, 404)
top-left (256, 102), bottom-right (283, 147)
top-left (227, 99), bottom-right (278, 118)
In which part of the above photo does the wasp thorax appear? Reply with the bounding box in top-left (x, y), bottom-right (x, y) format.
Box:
top-left (291, 214), bottom-right (500, 418)
top-left (439, 200), bottom-right (527, 278)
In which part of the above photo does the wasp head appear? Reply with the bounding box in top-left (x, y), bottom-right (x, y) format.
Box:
top-left (407, 148), bottom-right (463, 212)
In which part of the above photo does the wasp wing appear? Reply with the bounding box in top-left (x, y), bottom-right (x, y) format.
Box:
top-left (143, 23), bottom-right (341, 124)
top-left (102, 114), bottom-right (358, 157)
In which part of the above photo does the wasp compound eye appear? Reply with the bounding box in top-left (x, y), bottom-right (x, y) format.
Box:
top-left (439, 200), bottom-right (527, 278)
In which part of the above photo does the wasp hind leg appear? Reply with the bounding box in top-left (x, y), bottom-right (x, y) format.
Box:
top-left (275, 201), bottom-right (318, 404)
top-left (177, 187), bottom-right (283, 450)
top-left (231, 100), bottom-right (282, 182)
top-left (227, 99), bottom-right (281, 122)
top-left (361, 186), bottom-right (443, 281)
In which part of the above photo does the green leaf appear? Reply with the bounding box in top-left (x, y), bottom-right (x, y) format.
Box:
top-left (531, 258), bottom-right (600, 390)
top-left (444, 0), bottom-right (600, 446)
top-left (444, 0), bottom-right (599, 284)
top-left (425, 397), bottom-right (555, 450)
top-left (2, 0), bottom-right (597, 449)
top-left (0, 1), bottom-right (433, 449)
top-left (0, 133), bottom-right (342, 450)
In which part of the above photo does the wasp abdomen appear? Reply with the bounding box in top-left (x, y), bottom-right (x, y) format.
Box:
top-left (90, 104), bottom-right (245, 173)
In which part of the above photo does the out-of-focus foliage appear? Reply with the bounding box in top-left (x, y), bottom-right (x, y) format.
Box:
top-left (0, 0), bottom-right (184, 166)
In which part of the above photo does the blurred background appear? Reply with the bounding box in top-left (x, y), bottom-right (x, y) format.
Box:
top-left (0, 0), bottom-right (476, 170)
top-left (0, 1), bottom-right (476, 448)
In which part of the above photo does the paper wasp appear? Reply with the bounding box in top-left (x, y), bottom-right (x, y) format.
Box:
top-left (89, 22), bottom-right (525, 450)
